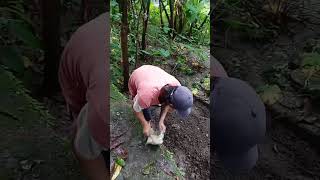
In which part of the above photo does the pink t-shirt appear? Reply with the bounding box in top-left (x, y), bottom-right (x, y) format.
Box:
top-left (128, 65), bottom-right (181, 109)
top-left (58, 12), bottom-right (109, 149)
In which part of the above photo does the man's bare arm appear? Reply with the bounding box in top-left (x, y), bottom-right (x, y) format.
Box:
top-left (134, 111), bottom-right (149, 127)
top-left (159, 105), bottom-right (171, 132)
top-left (134, 111), bottom-right (151, 136)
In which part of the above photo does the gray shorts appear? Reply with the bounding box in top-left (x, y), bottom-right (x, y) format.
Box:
top-left (73, 103), bottom-right (106, 159)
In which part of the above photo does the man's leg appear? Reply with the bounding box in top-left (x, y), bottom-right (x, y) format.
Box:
top-left (72, 145), bottom-right (110, 180)
top-left (142, 108), bottom-right (152, 122)
top-left (101, 150), bottom-right (110, 168)
top-left (143, 107), bottom-right (159, 129)
top-left (72, 103), bottom-right (110, 180)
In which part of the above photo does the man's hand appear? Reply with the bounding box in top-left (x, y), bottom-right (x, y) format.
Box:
top-left (168, 105), bottom-right (175, 113)
top-left (159, 105), bottom-right (170, 133)
top-left (143, 122), bottom-right (151, 137)
top-left (159, 122), bottom-right (166, 133)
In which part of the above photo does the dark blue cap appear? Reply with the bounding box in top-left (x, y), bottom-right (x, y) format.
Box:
top-left (171, 86), bottom-right (193, 118)
top-left (210, 77), bottom-right (266, 173)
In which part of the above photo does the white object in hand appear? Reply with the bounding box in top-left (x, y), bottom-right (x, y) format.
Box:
top-left (146, 128), bottom-right (164, 145)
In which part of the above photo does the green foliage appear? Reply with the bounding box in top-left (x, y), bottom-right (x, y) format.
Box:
top-left (216, 0), bottom-right (277, 41)
top-left (176, 56), bottom-right (194, 75)
top-left (0, 46), bottom-right (24, 74)
top-left (156, 48), bottom-right (171, 58)
top-left (111, 83), bottom-right (127, 101)
top-left (0, 0), bottom-right (42, 78)
top-left (191, 83), bottom-right (200, 95)
top-left (111, 1), bottom-right (121, 23)
top-left (115, 157), bottom-right (126, 167)
top-left (202, 76), bottom-right (210, 92)
top-left (183, 0), bottom-right (210, 44)
top-left (8, 20), bottom-right (42, 49)
top-left (0, 66), bottom-right (55, 126)
top-left (262, 63), bottom-right (289, 88)
top-left (257, 84), bottom-right (282, 105)
top-left (185, 0), bottom-right (209, 23)
top-left (111, 0), bottom-right (209, 85)
top-left (161, 146), bottom-right (185, 178)
top-left (110, 23), bottom-right (123, 88)
top-left (142, 161), bottom-right (156, 175)
top-left (302, 53), bottom-right (320, 70)
top-left (140, 48), bottom-right (171, 58)
top-left (0, 0), bottom-right (35, 28)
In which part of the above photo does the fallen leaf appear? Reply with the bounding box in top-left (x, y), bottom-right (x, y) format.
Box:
top-left (111, 163), bottom-right (122, 180)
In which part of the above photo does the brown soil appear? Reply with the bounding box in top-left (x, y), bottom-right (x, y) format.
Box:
top-left (164, 100), bottom-right (210, 180)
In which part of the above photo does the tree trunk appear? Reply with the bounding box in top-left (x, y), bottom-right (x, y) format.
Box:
top-left (210, 0), bottom-right (214, 55)
top-left (188, 21), bottom-right (195, 37)
top-left (169, 0), bottom-right (174, 39)
top-left (106, 0), bottom-right (110, 12)
top-left (119, 0), bottom-right (129, 92)
top-left (40, 0), bottom-right (61, 96)
top-left (130, 0), bottom-right (137, 46)
top-left (135, 2), bottom-right (144, 68)
top-left (178, 13), bottom-right (184, 33)
top-left (140, 0), bottom-right (151, 61)
top-left (174, 9), bottom-right (178, 36)
top-left (159, 0), bottom-right (164, 29)
top-left (173, 0), bottom-right (184, 39)
top-left (160, 0), bottom-right (170, 26)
